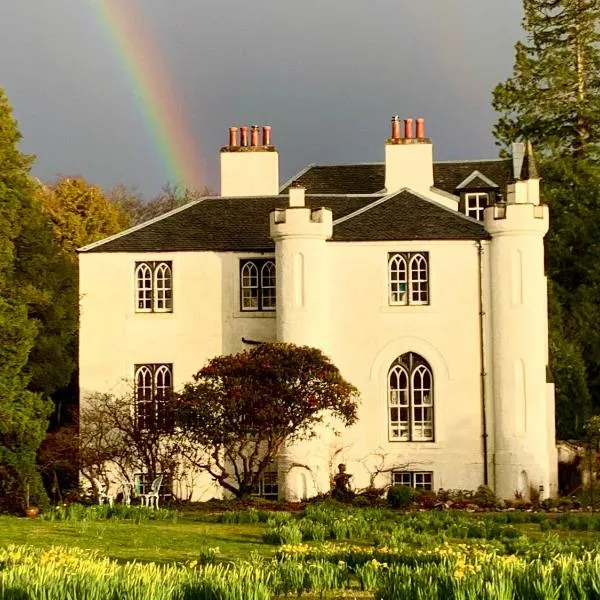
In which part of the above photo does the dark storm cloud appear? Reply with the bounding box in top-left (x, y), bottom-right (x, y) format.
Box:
top-left (0, 0), bottom-right (522, 198)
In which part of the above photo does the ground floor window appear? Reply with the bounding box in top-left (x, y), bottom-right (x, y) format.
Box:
top-left (252, 465), bottom-right (279, 500)
top-left (391, 470), bottom-right (433, 491)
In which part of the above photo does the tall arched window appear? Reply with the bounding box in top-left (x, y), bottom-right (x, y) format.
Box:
top-left (134, 363), bottom-right (173, 430)
top-left (135, 261), bottom-right (173, 312)
top-left (240, 258), bottom-right (276, 311)
top-left (388, 252), bottom-right (429, 306)
top-left (388, 352), bottom-right (433, 441)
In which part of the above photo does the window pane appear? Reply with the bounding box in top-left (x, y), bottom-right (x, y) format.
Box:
top-left (388, 254), bottom-right (408, 305)
top-left (409, 254), bottom-right (429, 304)
top-left (261, 261), bottom-right (276, 310)
top-left (155, 365), bottom-right (173, 428)
top-left (241, 262), bottom-right (260, 310)
top-left (389, 365), bottom-right (409, 441)
top-left (392, 472), bottom-right (412, 487)
top-left (135, 366), bottom-right (154, 430)
top-left (136, 264), bottom-right (153, 311)
top-left (414, 472), bottom-right (433, 490)
top-left (154, 263), bottom-right (173, 311)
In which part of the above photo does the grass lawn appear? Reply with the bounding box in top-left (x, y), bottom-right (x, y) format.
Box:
top-left (0, 513), bottom-right (269, 564)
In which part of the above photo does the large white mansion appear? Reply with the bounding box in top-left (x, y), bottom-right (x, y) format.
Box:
top-left (79, 117), bottom-right (557, 501)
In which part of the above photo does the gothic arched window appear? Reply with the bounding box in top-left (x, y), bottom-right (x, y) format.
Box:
top-left (388, 352), bottom-right (433, 441)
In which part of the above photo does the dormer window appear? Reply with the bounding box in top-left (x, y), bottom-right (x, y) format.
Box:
top-left (464, 192), bottom-right (489, 221)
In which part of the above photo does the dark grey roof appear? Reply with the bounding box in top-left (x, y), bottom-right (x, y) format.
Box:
top-left (82, 191), bottom-right (487, 254)
top-left (281, 159), bottom-right (513, 196)
top-left (334, 191), bottom-right (487, 241)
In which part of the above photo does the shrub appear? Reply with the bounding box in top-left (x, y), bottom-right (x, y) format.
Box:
top-left (387, 485), bottom-right (416, 508)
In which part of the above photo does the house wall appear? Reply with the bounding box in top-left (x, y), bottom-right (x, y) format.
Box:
top-left (280, 240), bottom-right (489, 495)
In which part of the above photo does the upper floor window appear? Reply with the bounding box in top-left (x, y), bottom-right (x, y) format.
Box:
top-left (464, 192), bottom-right (489, 221)
top-left (135, 363), bottom-right (173, 430)
top-left (240, 259), bottom-right (276, 311)
top-left (388, 252), bottom-right (429, 306)
top-left (392, 470), bottom-right (433, 491)
top-left (135, 261), bottom-right (172, 313)
top-left (388, 352), bottom-right (433, 442)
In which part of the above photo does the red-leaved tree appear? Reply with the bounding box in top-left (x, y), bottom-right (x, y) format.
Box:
top-left (175, 344), bottom-right (359, 498)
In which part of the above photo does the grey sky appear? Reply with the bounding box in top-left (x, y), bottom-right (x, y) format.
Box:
top-left (0, 1), bottom-right (522, 199)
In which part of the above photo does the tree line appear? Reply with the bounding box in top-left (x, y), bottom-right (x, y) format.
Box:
top-left (1, 0), bottom-right (600, 509)
top-left (0, 88), bottom-right (208, 510)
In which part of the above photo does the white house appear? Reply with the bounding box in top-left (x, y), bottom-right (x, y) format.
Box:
top-left (79, 117), bottom-right (558, 501)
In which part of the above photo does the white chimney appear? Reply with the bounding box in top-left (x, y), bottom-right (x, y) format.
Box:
top-left (384, 116), bottom-right (434, 194)
top-left (220, 125), bottom-right (279, 196)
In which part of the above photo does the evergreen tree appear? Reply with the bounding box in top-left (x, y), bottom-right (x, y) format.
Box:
top-left (0, 88), bottom-right (54, 509)
top-left (493, 1), bottom-right (600, 434)
top-left (493, 0), bottom-right (600, 158)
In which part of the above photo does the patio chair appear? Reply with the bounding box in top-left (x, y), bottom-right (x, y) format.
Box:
top-left (140, 475), bottom-right (163, 509)
top-left (94, 478), bottom-right (114, 507)
top-left (121, 482), bottom-right (133, 505)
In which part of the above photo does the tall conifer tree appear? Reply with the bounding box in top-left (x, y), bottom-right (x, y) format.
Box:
top-left (493, 0), bottom-right (600, 158)
top-left (493, 1), bottom-right (600, 436)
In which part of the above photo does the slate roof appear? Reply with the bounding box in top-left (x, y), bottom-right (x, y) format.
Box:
top-left (82, 191), bottom-right (487, 254)
top-left (280, 159), bottom-right (513, 196)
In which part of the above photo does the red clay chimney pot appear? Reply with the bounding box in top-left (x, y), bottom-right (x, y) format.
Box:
top-left (262, 125), bottom-right (272, 146)
top-left (391, 115), bottom-right (401, 140)
top-left (250, 125), bottom-right (259, 147)
top-left (240, 125), bottom-right (249, 147)
top-left (416, 118), bottom-right (425, 139)
top-left (404, 118), bottom-right (414, 140)
top-left (228, 126), bottom-right (238, 147)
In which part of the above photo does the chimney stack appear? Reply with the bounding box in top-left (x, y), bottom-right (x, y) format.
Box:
top-left (220, 123), bottom-right (279, 196)
top-left (289, 181), bottom-right (306, 207)
top-left (384, 115), bottom-right (434, 194)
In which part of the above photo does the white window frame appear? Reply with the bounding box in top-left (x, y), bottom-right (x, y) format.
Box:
top-left (135, 261), bottom-right (173, 313)
top-left (252, 464), bottom-right (279, 500)
top-left (388, 252), bottom-right (429, 306)
top-left (465, 192), bottom-right (489, 221)
top-left (388, 352), bottom-right (434, 442)
top-left (392, 471), bottom-right (433, 491)
top-left (240, 258), bottom-right (276, 312)
top-left (134, 363), bottom-right (173, 430)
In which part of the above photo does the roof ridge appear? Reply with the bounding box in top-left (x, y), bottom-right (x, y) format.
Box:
top-left (78, 199), bottom-right (204, 252)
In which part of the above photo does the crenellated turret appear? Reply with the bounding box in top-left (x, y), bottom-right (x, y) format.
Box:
top-left (485, 142), bottom-right (557, 500)
top-left (269, 183), bottom-right (333, 501)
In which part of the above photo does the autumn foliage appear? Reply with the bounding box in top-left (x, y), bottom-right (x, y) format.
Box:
top-left (176, 344), bottom-right (359, 498)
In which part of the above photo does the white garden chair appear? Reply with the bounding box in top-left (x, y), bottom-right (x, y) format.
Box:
top-left (140, 475), bottom-right (163, 509)
top-left (94, 479), bottom-right (114, 507)
top-left (121, 482), bottom-right (133, 505)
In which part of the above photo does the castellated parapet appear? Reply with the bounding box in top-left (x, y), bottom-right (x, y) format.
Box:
top-left (485, 194), bottom-right (557, 500)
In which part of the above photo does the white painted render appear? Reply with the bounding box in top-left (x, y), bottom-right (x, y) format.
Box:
top-left (79, 132), bottom-right (557, 502)
top-left (220, 149), bottom-right (279, 196)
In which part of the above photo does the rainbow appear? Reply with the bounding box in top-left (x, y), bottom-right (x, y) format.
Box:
top-left (91, 0), bottom-right (204, 190)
